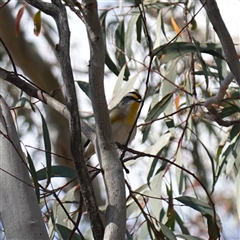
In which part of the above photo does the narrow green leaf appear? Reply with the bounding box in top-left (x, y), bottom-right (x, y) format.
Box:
top-left (160, 10), bottom-right (167, 40)
top-left (111, 65), bottom-right (126, 104)
top-left (136, 14), bottom-right (142, 43)
top-left (146, 92), bottom-right (173, 122)
top-left (192, 38), bottom-right (209, 88)
top-left (214, 48), bottom-right (226, 81)
top-left (151, 42), bottom-right (224, 63)
top-left (176, 234), bottom-right (205, 240)
top-left (37, 166), bottom-right (76, 180)
top-left (216, 127), bottom-right (240, 180)
top-left (26, 150), bottom-right (40, 202)
top-left (115, 20), bottom-right (130, 79)
top-left (219, 105), bottom-right (240, 119)
top-left (100, 9), bottom-right (120, 76)
top-left (110, 70), bottom-right (139, 109)
top-left (147, 158), bottom-right (159, 186)
top-left (165, 118), bottom-right (175, 138)
top-left (206, 214), bottom-right (221, 239)
top-left (99, 9), bottom-right (108, 28)
top-left (216, 144), bottom-right (223, 166)
top-left (160, 223), bottom-right (177, 240)
top-left (190, 18), bottom-right (197, 30)
top-left (142, 92), bottom-right (173, 143)
top-left (146, 132), bottom-right (171, 185)
top-left (15, 97), bottom-right (35, 111)
top-left (105, 50), bottom-right (119, 76)
top-left (126, 229), bottom-right (133, 240)
top-left (153, 10), bottom-right (163, 50)
top-left (39, 110), bottom-right (52, 185)
top-left (56, 224), bottom-right (83, 240)
top-left (125, 12), bottom-right (140, 56)
top-left (76, 80), bottom-right (91, 99)
top-left (193, 133), bottom-right (216, 193)
top-left (176, 196), bottom-right (214, 217)
top-left (174, 211), bottom-right (190, 235)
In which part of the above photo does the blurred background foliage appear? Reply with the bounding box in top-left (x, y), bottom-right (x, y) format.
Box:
top-left (0, 0), bottom-right (240, 239)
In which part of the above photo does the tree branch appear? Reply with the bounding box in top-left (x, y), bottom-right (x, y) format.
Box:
top-left (0, 67), bottom-right (95, 140)
top-left (200, 0), bottom-right (240, 86)
top-left (80, 0), bottom-right (126, 239)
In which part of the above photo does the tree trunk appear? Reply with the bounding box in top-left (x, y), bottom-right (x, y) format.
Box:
top-left (0, 95), bottom-right (49, 240)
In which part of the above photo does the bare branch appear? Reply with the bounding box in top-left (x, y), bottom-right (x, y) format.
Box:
top-left (24, 0), bottom-right (59, 16)
top-left (204, 72), bottom-right (234, 108)
top-left (0, 67), bottom-right (95, 141)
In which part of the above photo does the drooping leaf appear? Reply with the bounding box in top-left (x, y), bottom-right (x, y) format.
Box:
top-left (105, 50), bottom-right (120, 77)
top-left (219, 105), bottom-right (240, 119)
top-left (37, 165), bottom-right (76, 180)
top-left (174, 211), bottom-right (190, 235)
top-left (192, 38), bottom-right (210, 88)
top-left (160, 10), bottom-right (167, 40)
top-left (160, 223), bottom-right (177, 240)
top-left (142, 92), bottom-right (173, 142)
top-left (56, 224), bottom-right (83, 240)
top-left (33, 11), bottom-right (41, 36)
top-left (176, 195), bottom-right (222, 238)
top-left (15, 5), bottom-right (26, 37)
top-left (115, 20), bottom-right (130, 80)
top-left (26, 150), bottom-right (40, 202)
top-left (190, 18), bottom-right (197, 31)
top-left (176, 234), bottom-right (205, 240)
top-left (170, 16), bottom-right (181, 35)
top-left (125, 12), bottom-right (140, 56)
top-left (110, 70), bottom-right (139, 109)
top-left (192, 132), bottom-right (216, 193)
top-left (216, 126), bottom-right (240, 180)
top-left (151, 42), bottom-right (224, 63)
top-left (76, 80), bottom-right (91, 100)
top-left (214, 48), bottom-right (226, 81)
top-left (146, 133), bottom-right (171, 185)
top-left (39, 110), bottom-right (52, 186)
top-left (15, 97), bottom-right (35, 111)
top-left (136, 14), bottom-right (142, 43)
top-left (176, 149), bottom-right (185, 195)
top-left (176, 196), bottom-right (214, 217)
top-left (100, 9), bottom-right (120, 76)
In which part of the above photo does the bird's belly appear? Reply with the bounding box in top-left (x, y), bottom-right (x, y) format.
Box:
top-left (112, 122), bottom-right (136, 145)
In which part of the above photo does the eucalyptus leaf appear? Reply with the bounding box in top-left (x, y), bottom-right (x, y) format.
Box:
top-left (151, 42), bottom-right (224, 63)
top-left (39, 110), bottom-right (52, 186)
top-left (56, 224), bottom-right (83, 240)
top-left (37, 165), bottom-right (76, 180)
top-left (160, 223), bottom-right (177, 240)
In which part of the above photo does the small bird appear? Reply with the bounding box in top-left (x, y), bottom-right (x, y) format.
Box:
top-left (84, 91), bottom-right (142, 161)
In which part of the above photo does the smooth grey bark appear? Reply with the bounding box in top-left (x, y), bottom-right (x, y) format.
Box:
top-left (0, 95), bottom-right (49, 240)
top-left (80, 1), bottom-right (126, 239)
